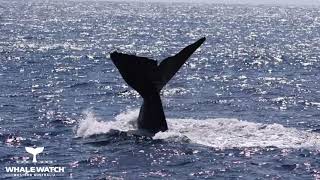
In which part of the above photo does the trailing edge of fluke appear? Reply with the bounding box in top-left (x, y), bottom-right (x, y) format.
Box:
top-left (110, 37), bottom-right (206, 136)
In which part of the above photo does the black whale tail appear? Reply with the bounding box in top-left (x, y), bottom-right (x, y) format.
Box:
top-left (110, 37), bottom-right (206, 134)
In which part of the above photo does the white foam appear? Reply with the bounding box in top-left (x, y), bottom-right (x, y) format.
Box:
top-left (76, 109), bottom-right (138, 138)
top-left (76, 110), bottom-right (320, 149)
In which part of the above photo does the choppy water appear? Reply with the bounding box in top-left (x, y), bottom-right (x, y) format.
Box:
top-left (1, 0), bottom-right (320, 179)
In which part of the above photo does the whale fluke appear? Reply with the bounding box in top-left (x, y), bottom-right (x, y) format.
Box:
top-left (110, 37), bottom-right (206, 135)
top-left (25, 147), bottom-right (44, 163)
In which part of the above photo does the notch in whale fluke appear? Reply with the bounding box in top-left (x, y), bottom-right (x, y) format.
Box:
top-left (110, 37), bottom-right (206, 135)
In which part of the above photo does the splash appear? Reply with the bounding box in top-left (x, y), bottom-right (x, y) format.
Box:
top-left (76, 109), bottom-right (138, 138)
top-left (76, 110), bottom-right (320, 149)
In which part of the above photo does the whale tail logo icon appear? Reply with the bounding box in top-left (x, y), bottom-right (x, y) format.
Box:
top-left (25, 147), bottom-right (44, 163)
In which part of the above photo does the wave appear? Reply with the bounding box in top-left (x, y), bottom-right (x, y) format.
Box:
top-left (76, 110), bottom-right (320, 149)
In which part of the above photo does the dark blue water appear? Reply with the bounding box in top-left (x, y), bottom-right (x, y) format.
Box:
top-left (1, 0), bottom-right (320, 179)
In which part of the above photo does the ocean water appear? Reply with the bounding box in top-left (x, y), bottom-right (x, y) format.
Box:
top-left (1, 0), bottom-right (320, 179)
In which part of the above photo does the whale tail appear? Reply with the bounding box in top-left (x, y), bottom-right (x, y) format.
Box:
top-left (25, 147), bottom-right (44, 163)
top-left (110, 37), bottom-right (206, 134)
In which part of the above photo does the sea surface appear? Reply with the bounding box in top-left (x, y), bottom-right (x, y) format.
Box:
top-left (1, 0), bottom-right (320, 179)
